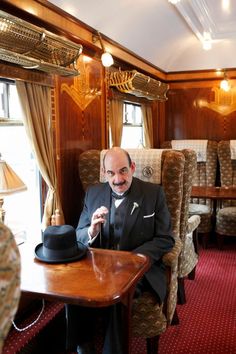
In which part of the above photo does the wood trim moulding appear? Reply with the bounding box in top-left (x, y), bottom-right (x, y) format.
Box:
top-left (167, 69), bottom-right (236, 83)
top-left (0, 62), bottom-right (54, 86)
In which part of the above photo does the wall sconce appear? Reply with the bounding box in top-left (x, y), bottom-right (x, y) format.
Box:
top-left (0, 154), bottom-right (27, 223)
top-left (92, 31), bottom-right (114, 67)
top-left (220, 70), bottom-right (230, 92)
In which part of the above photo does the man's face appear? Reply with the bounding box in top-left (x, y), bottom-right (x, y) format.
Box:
top-left (103, 150), bottom-right (135, 194)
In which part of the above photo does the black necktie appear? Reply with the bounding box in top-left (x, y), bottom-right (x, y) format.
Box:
top-left (111, 189), bottom-right (130, 200)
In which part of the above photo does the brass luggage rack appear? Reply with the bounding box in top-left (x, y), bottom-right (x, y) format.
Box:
top-left (0, 10), bottom-right (83, 76)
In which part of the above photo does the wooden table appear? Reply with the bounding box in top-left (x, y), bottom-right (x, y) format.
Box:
top-left (19, 243), bottom-right (150, 353)
top-left (191, 186), bottom-right (236, 200)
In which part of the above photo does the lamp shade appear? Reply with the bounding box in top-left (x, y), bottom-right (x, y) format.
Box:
top-left (0, 159), bottom-right (27, 195)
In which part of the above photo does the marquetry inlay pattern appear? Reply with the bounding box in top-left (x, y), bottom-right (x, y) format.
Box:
top-left (61, 57), bottom-right (101, 111)
top-left (197, 87), bottom-right (236, 116)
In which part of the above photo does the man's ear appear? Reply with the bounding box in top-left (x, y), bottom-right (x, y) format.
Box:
top-left (101, 167), bottom-right (106, 180)
top-left (131, 161), bottom-right (136, 173)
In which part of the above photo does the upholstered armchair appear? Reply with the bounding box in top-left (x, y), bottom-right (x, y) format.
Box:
top-left (0, 223), bottom-right (21, 353)
top-left (177, 149), bottom-right (200, 304)
top-left (161, 140), bottom-right (218, 248)
top-left (79, 148), bottom-right (184, 353)
top-left (216, 140), bottom-right (236, 248)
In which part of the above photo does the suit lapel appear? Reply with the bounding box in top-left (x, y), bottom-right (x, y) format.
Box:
top-left (121, 179), bottom-right (144, 240)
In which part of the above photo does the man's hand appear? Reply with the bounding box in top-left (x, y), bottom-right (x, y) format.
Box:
top-left (88, 206), bottom-right (109, 239)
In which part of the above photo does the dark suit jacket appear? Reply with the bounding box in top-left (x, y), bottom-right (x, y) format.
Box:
top-left (76, 177), bottom-right (175, 302)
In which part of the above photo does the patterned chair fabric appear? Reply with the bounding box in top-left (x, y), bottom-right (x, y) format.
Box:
top-left (0, 223), bottom-right (21, 353)
top-left (178, 149), bottom-right (200, 278)
top-left (216, 140), bottom-right (236, 239)
top-left (78, 148), bottom-right (184, 341)
top-left (161, 141), bottom-right (218, 236)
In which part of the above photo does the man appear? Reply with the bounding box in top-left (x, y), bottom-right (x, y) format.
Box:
top-left (69, 147), bottom-right (174, 354)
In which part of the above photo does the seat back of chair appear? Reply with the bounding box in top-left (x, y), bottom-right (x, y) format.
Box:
top-left (179, 149), bottom-right (197, 241)
top-left (218, 140), bottom-right (236, 207)
top-left (0, 223), bottom-right (21, 353)
top-left (177, 149), bottom-right (199, 277)
top-left (162, 140), bottom-right (218, 208)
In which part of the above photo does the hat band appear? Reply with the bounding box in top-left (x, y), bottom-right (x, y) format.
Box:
top-left (43, 244), bottom-right (79, 260)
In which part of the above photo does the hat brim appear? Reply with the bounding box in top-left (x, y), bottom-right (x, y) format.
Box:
top-left (34, 241), bottom-right (87, 264)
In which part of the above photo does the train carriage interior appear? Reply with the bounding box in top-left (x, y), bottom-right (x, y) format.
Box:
top-left (0, 1), bottom-right (235, 354)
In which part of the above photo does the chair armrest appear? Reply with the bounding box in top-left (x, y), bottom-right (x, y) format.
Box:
top-left (187, 215), bottom-right (201, 234)
top-left (162, 237), bottom-right (182, 266)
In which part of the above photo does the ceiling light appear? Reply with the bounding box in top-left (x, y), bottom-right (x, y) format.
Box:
top-left (168, 0), bottom-right (181, 4)
top-left (220, 71), bottom-right (230, 92)
top-left (202, 32), bottom-right (212, 50)
top-left (222, 0), bottom-right (230, 11)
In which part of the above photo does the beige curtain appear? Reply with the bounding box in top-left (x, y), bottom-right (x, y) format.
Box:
top-left (141, 104), bottom-right (153, 148)
top-left (16, 80), bottom-right (64, 230)
top-left (109, 99), bottom-right (123, 147)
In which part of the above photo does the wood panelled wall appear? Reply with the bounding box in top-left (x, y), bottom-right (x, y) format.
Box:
top-left (163, 82), bottom-right (236, 143)
top-left (54, 57), bottom-right (106, 226)
top-left (1, 0), bottom-right (236, 226)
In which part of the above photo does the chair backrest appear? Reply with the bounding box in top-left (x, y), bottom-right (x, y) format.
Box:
top-left (161, 140), bottom-right (218, 207)
top-left (178, 149), bottom-right (197, 242)
top-left (79, 148), bottom-right (185, 240)
top-left (0, 223), bottom-right (21, 353)
top-left (218, 140), bottom-right (236, 207)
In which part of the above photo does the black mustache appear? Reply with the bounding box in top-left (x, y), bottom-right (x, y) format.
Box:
top-left (113, 181), bottom-right (126, 186)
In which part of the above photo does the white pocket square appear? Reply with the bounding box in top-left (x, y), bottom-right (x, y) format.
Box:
top-left (143, 212), bottom-right (155, 218)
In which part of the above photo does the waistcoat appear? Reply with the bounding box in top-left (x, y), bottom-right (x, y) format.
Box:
top-left (109, 197), bottom-right (129, 249)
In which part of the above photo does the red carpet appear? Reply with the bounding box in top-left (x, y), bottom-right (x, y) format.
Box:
top-left (131, 243), bottom-right (236, 354)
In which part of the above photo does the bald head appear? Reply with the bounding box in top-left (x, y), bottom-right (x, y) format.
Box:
top-left (103, 147), bottom-right (131, 169)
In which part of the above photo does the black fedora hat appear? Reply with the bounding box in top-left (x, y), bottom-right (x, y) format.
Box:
top-left (35, 225), bottom-right (87, 263)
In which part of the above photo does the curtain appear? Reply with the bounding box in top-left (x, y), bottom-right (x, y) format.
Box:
top-left (141, 104), bottom-right (153, 148)
top-left (109, 99), bottom-right (123, 147)
top-left (16, 80), bottom-right (64, 230)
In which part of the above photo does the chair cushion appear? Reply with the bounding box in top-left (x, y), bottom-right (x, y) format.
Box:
top-left (189, 203), bottom-right (210, 214)
top-left (216, 207), bottom-right (236, 236)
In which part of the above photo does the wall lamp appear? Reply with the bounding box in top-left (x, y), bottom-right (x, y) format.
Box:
top-left (92, 31), bottom-right (114, 67)
top-left (0, 154), bottom-right (27, 223)
top-left (220, 70), bottom-right (230, 92)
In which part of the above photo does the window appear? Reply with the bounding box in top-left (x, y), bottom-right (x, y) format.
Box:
top-left (121, 102), bottom-right (144, 148)
top-left (0, 79), bottom-right (42, 244)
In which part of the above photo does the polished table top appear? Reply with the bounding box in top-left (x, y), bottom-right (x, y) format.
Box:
top-left (19, 243), bottom-right (150, 307)
top-left (191, 186), bottom-right (236, 200)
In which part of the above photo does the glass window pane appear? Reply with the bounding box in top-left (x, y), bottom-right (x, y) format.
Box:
top-left (121, 102), bottom-right (143, 148)
top-left (0, 125), bottom-right (42, 243)
top-left (9, 84), bottom-right (24, 120)
top-left (0, 82), bottom-right (7, 118)
top-left (121, 126), bottom-right (143, 148)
